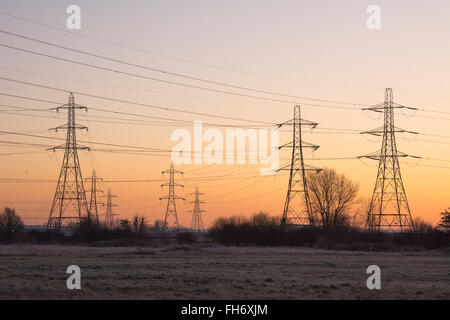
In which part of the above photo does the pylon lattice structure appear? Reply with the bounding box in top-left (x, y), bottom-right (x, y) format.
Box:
top-left (47, 93), bottom-right (90, 231)
top-left (189, 186), bottom-right (206, 232)
top-left (279, 105), bottom-right (321, 228)
top-left (360, 88), bottom-right (416, 232)
top-left (160, 163), bottom-right (185, 233)
top-left (104, 188), bottom-right (119, 228)
top-left (85, 170), bottom-right (103, 224)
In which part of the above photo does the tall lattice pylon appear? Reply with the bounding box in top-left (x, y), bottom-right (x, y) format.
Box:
top-left (189, 186), bottom-right (206, 232)
top-left (104, 188), bottom-right (119, 229)
top-left (278, 105), bottom-right (321, 228)
top-left (360, 88), bottom-right (416, 232)
top-left (85, 170), bottom-right (103, 224)
top-left (47, 93), bottom-right (89, 231)
top-left (160, 163), bottom-right (185, 233)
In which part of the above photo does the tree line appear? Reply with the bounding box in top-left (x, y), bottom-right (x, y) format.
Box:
top-left (1, 167), bottom-right (449, 248)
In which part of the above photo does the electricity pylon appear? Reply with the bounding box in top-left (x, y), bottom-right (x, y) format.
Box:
top-left (47, 93), bottom-right (90, 231)
top-left (160, 163), bottom-right (185, 233)
top-left (360, 88), bottom-right (417, 232)
top-left (188, 186), bottom-right (206, 232)
top-left (85, 170), bottom-right (103, 224)
top-left (278, 105), bottom-right (321, 228)
top-left (104, 188), bottom-right (119, 228)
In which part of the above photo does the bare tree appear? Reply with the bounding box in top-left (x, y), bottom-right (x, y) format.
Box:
top-left (351, 197), bottom-right (373, 229)
top-left (132, 215), bottom-right (147, 235)
top-left (308, 168), bottom-right (359, 229)
top-left (0, 207), bottom-right (24, 236)
top-left (411, 217), bottom-right (434, 234)
top-left (250, 211), bottom-right (278, 227)
top-left (438, 207), bottom-right (450, 231)
top-left (119, 219), bottom-right (132, 232)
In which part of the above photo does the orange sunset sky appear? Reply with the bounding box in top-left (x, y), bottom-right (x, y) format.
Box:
top-left (0, 0), bottom-right (449, 227)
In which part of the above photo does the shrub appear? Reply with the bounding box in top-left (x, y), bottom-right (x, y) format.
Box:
top-left (209, 212), bottom-right (450, 250)
top-left (0, 207), bottom-right (24, 240)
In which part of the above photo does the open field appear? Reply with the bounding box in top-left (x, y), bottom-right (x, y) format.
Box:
top-left (0, 245), bottom-right (448, 300)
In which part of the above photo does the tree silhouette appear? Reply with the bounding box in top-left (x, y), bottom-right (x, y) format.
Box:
top-left (119, 219), bottom-right (132, 233)
top-left (133, 215), bottom-right (147, 235)
top-left (411, 217), bottom-right (434, 234)
top-left (308, 168), bottom-right (359, 229)
top-left (0, 207), bottom-right (24, 237)
top-left (438, 208), bottom-right (450, 231)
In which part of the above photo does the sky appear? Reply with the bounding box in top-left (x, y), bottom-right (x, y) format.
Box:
top-left (0, 0), bottom-right (449, 227)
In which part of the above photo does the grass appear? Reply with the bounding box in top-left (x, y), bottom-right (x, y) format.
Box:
top-left (0, 244), bottom-right (448, 299)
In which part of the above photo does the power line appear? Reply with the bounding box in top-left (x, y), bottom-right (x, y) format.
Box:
top-left (1, 155), bottom-right (448, 186)
top-left (0, 130), bottom-right (165, 151)
top-left (0, 87), bottom-right (448, 166)
top-left (0, 14), bottom-right (384, 91)
top-left (0, 91), bottom-right (279, 128)
top-left (411, 107), bottom-right (450, 116)
top-left (2, 91), bottom-right (450, 145)
top-left (0, 77), bottom-right (279, 124)
top-left (0, 172), bottom-right (288, 184)
top-left (0, 100), bottom-right (271, 128)
top-left (209, 185), bottom-right (286, 205)
top-left (0, 93), bottom-right (357, 132)
top-left (0, 42), bottom-right (378, 111)
top-left (0, 66), bottom-right (284, 107)
top-left (5, 102), bottom-right (450, 142)
top-left (0, 139), bottom-right (52, 148)
top-left (412, 114), bottom-right (450, 122)
top-left (0, 150), bottom-right (47, 156)
top-left (0, 29), bottom-right (374, 106)
top-left (206, 177), bottom-right (264, 201)
top-left (1, 17), bottom-right (448, 115)
top-left (0, 91), bottom-right (60, 105)
top-left (1, 127), bottom-right (449, 162)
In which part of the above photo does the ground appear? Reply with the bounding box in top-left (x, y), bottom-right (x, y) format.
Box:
top-left (0, 245), bottom-right (448, 299)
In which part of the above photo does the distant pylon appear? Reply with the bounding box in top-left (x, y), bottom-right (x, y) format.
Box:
top-left (104, 188), bottom-right (119, 228)
top-left (360, 88), bottom-right (417, 232)
top-left (189, 186), bottom-right (206, 232)
top-left (47, 93), bottom-right (90, 231)
top-left (160, 163), bottom-right (185, 233)
top-left (278, 105), bottom-right (321, 228)
top-left (85, 170), bottom-right (103, 223)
